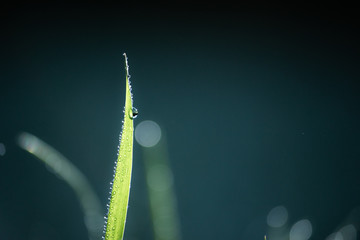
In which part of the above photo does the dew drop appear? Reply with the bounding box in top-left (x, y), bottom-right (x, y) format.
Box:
top-left (129, 107), bottom-right (138, 119)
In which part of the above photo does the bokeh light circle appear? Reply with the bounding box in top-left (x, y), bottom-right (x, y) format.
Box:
top-left (0, 143), bottom-right (6, 156)
top-left (135, 120), bottom-right (162, 147)
top-left (290, 219), bottom-right (312, 240)
top-left (267, 205), bottom-right (288, 228)
top-left (326, 232), bottom-right (344, 240)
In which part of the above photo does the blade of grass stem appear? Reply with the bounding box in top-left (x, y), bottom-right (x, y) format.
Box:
top-left (104, 53), bottom-right (135, 240)
top-left (18, 132), bottom-right (103, 240)
top-left (142, 133), bottom-right (181, 240)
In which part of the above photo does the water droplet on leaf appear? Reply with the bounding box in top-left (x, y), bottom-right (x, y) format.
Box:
top-left (129, 107), bottom-right (138, 119)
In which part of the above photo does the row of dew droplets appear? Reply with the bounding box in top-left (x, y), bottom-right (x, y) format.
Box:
top-left (124, 52), bottom-right (138, 121)
top-left (103, 55), bottom-right (123, 240)
top-left (103, 53), bottom-right (137, 240)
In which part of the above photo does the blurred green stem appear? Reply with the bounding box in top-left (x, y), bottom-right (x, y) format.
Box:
top-left (142, 133), bottom-right (181, 240)
top-left (18, 132), bottom-right (103, 240)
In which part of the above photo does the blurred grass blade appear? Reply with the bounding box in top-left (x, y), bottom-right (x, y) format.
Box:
top-left (18, 132), bottom-right (103, 240)
top-left (104, 53), bottom-right (135, 240)
top-left (141, 132), bottom-right (182, 240)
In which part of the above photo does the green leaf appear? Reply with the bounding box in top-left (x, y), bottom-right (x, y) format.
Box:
top-left (18, 132), bottom-right (103, 240)
top-left (104, 53), bottom-right (136, 240)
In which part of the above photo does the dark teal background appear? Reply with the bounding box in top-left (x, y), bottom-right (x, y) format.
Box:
top-left (1, 4), bottom-right (360, 240)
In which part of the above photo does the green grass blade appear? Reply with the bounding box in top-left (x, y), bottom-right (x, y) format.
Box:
top-left (18, 132), bottom-right (103, 240)
top-left (104, 53), bottom-right (135, 240)
top-left (141, 133), bottom-right (181, 240)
